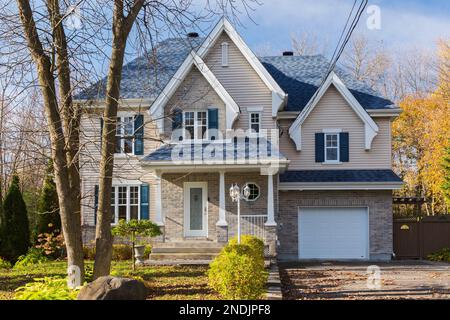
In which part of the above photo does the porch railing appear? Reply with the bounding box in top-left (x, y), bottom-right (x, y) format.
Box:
top-left (228, 214), bottom-right (267, 241)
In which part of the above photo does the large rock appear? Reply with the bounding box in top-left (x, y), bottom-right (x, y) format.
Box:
top-left (77, 276), bottom-right (148, 300)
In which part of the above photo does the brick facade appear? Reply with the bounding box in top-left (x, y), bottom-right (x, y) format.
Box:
top-left (277, 190), bottom-right (393, 261)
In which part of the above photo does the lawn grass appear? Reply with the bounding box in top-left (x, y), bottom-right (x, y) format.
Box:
top-left (0, 261), bottom-right (219, 300)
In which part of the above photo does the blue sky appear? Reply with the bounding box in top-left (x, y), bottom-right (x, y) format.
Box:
top-left (221, 0), bottom-right (450, 56)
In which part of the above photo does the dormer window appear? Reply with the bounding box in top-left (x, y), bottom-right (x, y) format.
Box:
top-left (183, 111), bottom-right (208, 141)
top-left (249, 112), bottom-right (260, 133)
top-left (221, 42), bottom-right (229, 67)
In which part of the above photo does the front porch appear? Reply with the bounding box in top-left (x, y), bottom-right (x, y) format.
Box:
top-left (151, 170), bottom-right (278, 257)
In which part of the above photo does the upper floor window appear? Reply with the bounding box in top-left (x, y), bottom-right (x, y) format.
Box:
top-left (325, 133), bottom-right (339, 162)
top-left (115, 116), bottom-right (134, 154)
top-left (110, 185), bottom-right (140, 224)
top-left (249, 112), bottom-right (260, 133)
top-left (184, 111), bottom-right (208, 141)
top-left (221, 42), bottom-right (229, 67)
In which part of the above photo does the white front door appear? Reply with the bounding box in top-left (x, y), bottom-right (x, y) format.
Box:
top-left (298, 207), bottom-right (369, 260)
top-left (184, 182), bottom-right (208, 237)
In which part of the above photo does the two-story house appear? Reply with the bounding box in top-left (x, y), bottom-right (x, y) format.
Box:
top-left (76, 18), bottom-right (402, 262)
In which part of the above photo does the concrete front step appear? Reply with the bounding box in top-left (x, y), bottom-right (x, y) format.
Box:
top-left (145, 259), bottom-right (212, 266)
top-left (152, 241), bottom-right (224, 249)
top-left (152, 247), bottom-right (222, 254)
top-left (149, 253), bottom-right (218, 261)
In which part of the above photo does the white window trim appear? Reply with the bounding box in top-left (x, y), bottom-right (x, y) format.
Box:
top-left (115, 116), bottom-right (135, 155)
top-left (324, 133), bottom-right (341, 164)
top-left (111, 185), bottom-right (141, 225)
top-left (221, 42), bottom-right (229, 67)
top-left (242, 182), bottom-right (261, 202)
top-left (182, 110), bottom-right (209, 142)
top-left (249, 112), bottom-right (261, 135)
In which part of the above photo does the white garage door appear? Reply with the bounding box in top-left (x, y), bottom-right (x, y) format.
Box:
top-left (298, 207), bottom-right (369, 260)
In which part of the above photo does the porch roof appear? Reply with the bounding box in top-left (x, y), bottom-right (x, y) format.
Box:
top-left (280, 169), bottom-right (402, 183)
top-left (141, 138), bottom-right (288, 167)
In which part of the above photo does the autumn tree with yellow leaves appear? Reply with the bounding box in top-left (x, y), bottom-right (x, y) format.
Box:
top-left (393, 40), bottom-right (450, 215)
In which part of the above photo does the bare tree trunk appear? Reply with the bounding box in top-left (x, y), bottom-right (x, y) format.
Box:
top-left (93, 0), bottom-right (144, 279)
top-left (16, 0), bottom-right (84, 281)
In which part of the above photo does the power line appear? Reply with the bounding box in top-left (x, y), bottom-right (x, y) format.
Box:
top-left (307, 0), bottom-right (368, 107)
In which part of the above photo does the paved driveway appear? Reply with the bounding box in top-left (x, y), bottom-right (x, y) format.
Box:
top-left (279, 261), bottom-right (450, 300)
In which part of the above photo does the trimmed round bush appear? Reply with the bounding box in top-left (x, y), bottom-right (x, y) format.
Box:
top-left (208, 236), bottom-right (267, 299)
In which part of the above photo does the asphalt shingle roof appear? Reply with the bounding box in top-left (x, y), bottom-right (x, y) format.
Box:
top-left (279, 170), bottom-right (402, 183)
top-left (142, 138), bottom-right (286, 163)
top-left (76, 37), bottom-right (394, 111)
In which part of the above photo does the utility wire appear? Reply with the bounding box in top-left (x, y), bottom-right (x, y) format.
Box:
top-left (306, 0), bottom-right (368, 108)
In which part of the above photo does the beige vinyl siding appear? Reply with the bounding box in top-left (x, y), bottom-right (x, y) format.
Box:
top-left (204, 32), bottom-right (276, 131)
top-left (279, 85), bottom-right (392, 169)
top-left (163, 65), bottom-right (226, 139)
top-left (79, 107), bottom-right (161, 226)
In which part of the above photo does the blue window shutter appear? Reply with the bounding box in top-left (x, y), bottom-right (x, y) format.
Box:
top-left (172, 108), bottom-right (183, 130)
top-left (94, 185), bottom-right (99, 226)
top-left (140, 184), bottom-right (149, 220)
top-left (208, 108), bottom-right (218, 140)
top-left (315, 133), bottom-right (325, 162)
top-left (340, 132), bottom-right (349, 162)
top-left (134, 114), bottom-right (144, 155)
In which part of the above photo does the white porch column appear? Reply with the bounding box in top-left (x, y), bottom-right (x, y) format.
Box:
top-left (266, 172), bottom-right (276, 226)
top-left (155, 172), bottom-right (164, 226)
top-left (216, 171), bottom-right (227, 226)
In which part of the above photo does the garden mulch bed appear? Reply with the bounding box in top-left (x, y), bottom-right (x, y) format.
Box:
top-left (0, 261), bottom-right (219, 300)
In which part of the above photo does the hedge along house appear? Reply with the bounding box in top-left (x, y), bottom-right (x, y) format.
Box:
top-left (75, 17), bottom-right (403, 262)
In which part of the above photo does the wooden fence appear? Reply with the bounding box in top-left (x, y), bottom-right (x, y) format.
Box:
top-left (393, 216), bottom-right (450, 259)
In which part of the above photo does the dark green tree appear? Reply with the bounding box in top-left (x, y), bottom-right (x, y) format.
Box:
top-left (35, 160), bottom-right (60, 237)
top-left (0, 175), bottom-right (30, 262)
top-left (442, 145), bottom-right (450, 207)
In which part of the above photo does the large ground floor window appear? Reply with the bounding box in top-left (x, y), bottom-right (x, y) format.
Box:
top-left (110, 185), bottom-right (140, 224)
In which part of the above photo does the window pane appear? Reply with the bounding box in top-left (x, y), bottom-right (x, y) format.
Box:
top-left (251, 123), bottom-right (259, 133)
top-left (118, 187), bottom-right (127, 205)
top-left (326, 134), bottom-right (338, 147)
top-left (124, 138), bottom-right (133, 153)
top-left (326, 148), bottom-right (338, 160)
top-left (130, 187), bottom-right (139, 205)
top-left (130, 206), bottom-right (138, 220)
top-left (118, 206), bottom-right (127, 221)
top-left (111, 206), bottom-right (116, 223)
top-left (185, 125), bottom-right (194, 140)
top-left (111, 187), bottom-right (115, 205)
top-left (123, 117), bottom-right (134, 136)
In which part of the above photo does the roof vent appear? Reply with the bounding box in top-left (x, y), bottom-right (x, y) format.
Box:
top-left (283, 51), bottom-right (294, 56)
top-left (187, 32), bottom-right (199, 38)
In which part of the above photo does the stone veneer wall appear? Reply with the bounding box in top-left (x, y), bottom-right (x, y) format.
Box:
top-left (277, 190), bottom-right (393, 261)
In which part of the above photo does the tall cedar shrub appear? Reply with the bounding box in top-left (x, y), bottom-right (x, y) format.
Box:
top-left (0, 175), bottom-right (30, 262)
top-left (442, 145), bottom-right (450, 206)
top-left (36, 160), bottom-right (61, 236)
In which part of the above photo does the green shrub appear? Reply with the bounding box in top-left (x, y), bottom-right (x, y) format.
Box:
top-left (14, 248), bottom-right (49, 268)
top-left (112, 244), bottom-right (133, 261)
top-left (83, 246), bottom-right (96, 260)
top-left (228, 235), bottom-right (265, 262)
top-left (208, 236), bottom-right (267, 300)
top-left (144, 245), bottom-right (152, 259)
top-left (427, 248), bottom-right (450, 262)
top-left (0, 175), bottom-right (30, 262)
top-left (0, 257), bottom-right (12, 269)
top-left (14, 277), bottom-right (79, 300)
top-left (83, 244), bottom-right (135, 261)
top-left (35, 160), bottom-right (61, 236)
top-left (84, 264), bottom-right (94, 283)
